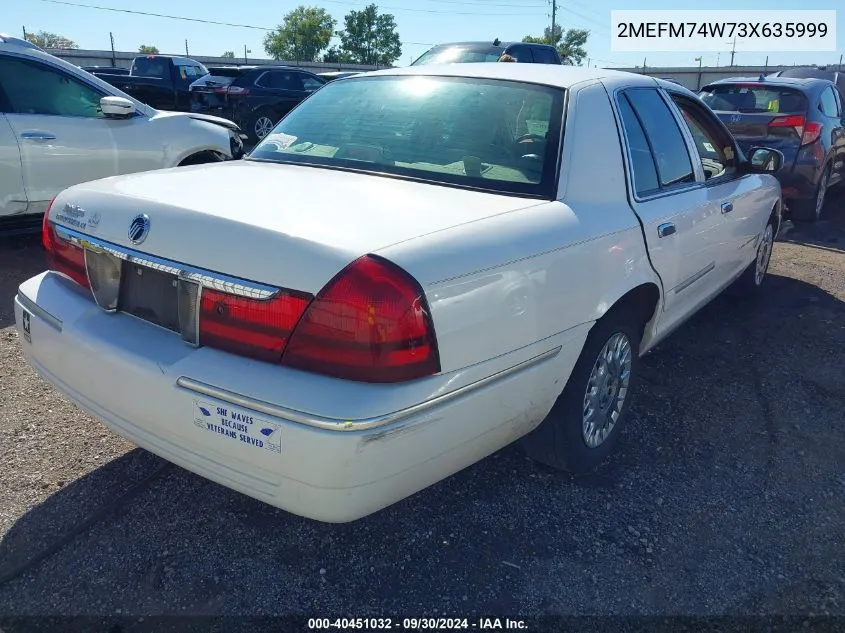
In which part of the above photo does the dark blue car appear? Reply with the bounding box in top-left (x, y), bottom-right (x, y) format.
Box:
top-left (700, 76), bottom-right (845, 222)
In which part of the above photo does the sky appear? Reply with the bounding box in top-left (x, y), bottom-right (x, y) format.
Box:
top-left (6, 0), bottom-right (844, 69)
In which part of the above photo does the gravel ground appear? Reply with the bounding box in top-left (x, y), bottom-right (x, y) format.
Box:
top-left (0, 193), bottom-right (843, 624)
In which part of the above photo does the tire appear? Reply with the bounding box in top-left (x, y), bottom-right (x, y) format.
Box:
top-left (248, 109), bottom-right (276, 144)
top-left (732, 214), bottom-right (776, 295)
top-left (521, 315), bottom-right (641, 473)
top-left (790, 164), bottom-right (830, 223)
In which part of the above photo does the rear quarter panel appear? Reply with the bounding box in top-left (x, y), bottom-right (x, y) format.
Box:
top-left (378, 81), bottom-right (660, 375)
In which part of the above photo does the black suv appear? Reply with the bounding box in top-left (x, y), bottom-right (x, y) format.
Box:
top-left (700, 76), bottom-right (845, 222)
top-left (190, 65), bottom-right (327, 143)
top-left (412, 39), bottom-right (561, 65)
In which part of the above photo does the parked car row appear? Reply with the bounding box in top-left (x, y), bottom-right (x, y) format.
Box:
top-left (187, 64), bottom-right (329, 143)
top-left (700, 74), bottom-right (845, 222)
top-left (0, 34), bottom-right (246, 222)
top-left (16, 59), bottom-right (789, 522)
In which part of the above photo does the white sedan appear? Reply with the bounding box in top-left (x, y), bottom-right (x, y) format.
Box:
top-left (15, 63), bottom-right (783, 522)
top-left (0, 34), bottom-right (244, 220)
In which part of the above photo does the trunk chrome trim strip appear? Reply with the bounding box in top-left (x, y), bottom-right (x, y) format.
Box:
top-left (54, 224), bottom-right (280, 300)
top-left (175, 346), bottom-right (561, 432)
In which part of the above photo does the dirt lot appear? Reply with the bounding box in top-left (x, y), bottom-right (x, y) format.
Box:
top-left (0, 193), bottom-right (843, 626)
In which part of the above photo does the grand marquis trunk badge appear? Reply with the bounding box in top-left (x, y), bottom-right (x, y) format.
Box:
top-left (128, 214), bottom-right (151, 245)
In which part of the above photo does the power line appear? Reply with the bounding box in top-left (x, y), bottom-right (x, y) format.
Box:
top-left (39, 0), bottom-right (546, 21)
top-left (318, 0), bottom-right (546, 16)
top-left (424, 0), bottom-right (547, 6)
top-left (39, 0), bottom-right (273, 30)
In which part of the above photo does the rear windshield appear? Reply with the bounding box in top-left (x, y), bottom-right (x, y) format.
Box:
top-left (248, 75), bottom-right (564, 198)
top-left (131, 57), bottom-right (170, 78)
top-left (700, 84), bottom-right (808, 114)
top-left (413, 45), bottom-right (505, 65)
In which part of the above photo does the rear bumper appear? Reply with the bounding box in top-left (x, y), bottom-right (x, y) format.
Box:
top-left (14, 272), bottom-right (580, 522)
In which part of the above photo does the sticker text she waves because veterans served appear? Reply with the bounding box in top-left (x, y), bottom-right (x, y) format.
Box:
top-left (193, 400), bottom-right (282, 453)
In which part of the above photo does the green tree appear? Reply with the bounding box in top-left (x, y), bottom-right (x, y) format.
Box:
top-left (322, 45), bottom-right (353, 64)
top-left (138, 44), bottom-right (159, 54)
top-left (221, 51), bottom-right (235, 58)
top-left (523, 24), bottom-right (588, 65)
top-left (25, 31), bottom-right (78, 49)
top-left (263, 6), bottom-right (335, 62)
top-left (337, 4), bottom-right (401, 66)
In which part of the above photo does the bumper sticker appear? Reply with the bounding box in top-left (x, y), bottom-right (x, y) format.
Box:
top-left (22, 309), bottom-right (32, 344)
top-left (193, 399), bottom-right (281, 453)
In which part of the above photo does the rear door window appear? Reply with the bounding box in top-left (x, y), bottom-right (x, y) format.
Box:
top-left (624, 89), bottom-right (695, 188)
top-left (700, 85), bottom-right (808, 114)
top-left (819, 86), bottom-right (839, 117)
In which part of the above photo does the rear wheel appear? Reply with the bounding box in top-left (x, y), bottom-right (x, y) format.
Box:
top-left (791, 164), bottom-right (830, 223)
top-left (249, 109), bottom-right (276, 144)
top-left (733, 214), bottom-right (775, 295)
top-left (521, 315), bottom-right (641, 473)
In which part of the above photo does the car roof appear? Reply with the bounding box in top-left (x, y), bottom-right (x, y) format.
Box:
top-left (428, 41), bottom-right (556, 49)
top-left (0, 33), bottom-right (42, 51)
top-left (366, 63), bottom-right (662, 90)
top-left (704, 76), bottom-right (828, 91)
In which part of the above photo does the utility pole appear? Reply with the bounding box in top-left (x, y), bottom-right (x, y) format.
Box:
top-left (550, 0), bottom-right (557, 44)
top-left (728, 35), bottom-right (737, 66)
top-left (22, 26), bottom-right (27, 40)
top-left (185, 39), bottom-right (189, 57)
top-left (839, 54), bottom-right (843, 70)
top-left (109, 31), bottom-right (116, 67)
top-left (694, 56), bottom-right (702, 90)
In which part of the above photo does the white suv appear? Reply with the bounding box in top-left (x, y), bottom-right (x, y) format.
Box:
top-left (0, 34), bottom-right (245, 220)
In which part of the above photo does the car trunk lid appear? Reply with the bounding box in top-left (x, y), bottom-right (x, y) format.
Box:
top-left (54, 159), bottom-right (542, 295)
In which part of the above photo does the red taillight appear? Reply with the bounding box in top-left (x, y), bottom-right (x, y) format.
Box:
top-left (800, 121), bottom-right (822, 146)
top-left (41, 199), bottom-right (90, 289)
top-left (768, 114), bottom-right (820, 145)
top-left (282, 255), bottom-right (440, 383)
top-left (199, 288), bottom-right (311, 363)
top-left (227, 86), bottom-right (249, 95)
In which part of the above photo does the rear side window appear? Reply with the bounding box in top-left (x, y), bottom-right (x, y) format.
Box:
top-left (700, 85), bottom-right (808, 114)
top-left (531, 47), bottom-right (558, 64)
top-left (819, 87), bottom-right (839, 117)
top-left (617, 94), bottom-right (659, 195)
top-left (624, 89), bottom-right (694, 188)
top-left (260, 71), bottom-right (304, 90)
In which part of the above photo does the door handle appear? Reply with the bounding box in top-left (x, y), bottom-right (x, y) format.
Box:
top-left (721, 201), bottom-right (734, 214)
top-left (20, 131), bottom-right (57, 141)
top-left (657, 222), bottom-right (676, 238)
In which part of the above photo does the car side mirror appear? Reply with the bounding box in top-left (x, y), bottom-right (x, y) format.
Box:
top-left (746, 147), bottom-right (783, 173)
top-left (100, 96), bottom-right (136, 118)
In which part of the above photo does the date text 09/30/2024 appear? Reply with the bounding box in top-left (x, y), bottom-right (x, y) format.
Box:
top-left (307, 618), bottom-right (528, 630)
